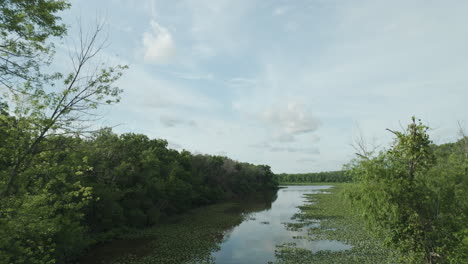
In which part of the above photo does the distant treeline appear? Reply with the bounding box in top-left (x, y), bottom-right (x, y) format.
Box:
top-left (0, 125), bottom-right (278, 264)
top-left (276, 170), bottom-right (351, 183)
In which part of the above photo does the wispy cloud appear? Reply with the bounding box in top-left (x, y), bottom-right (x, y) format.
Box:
top-left (262, 101), bottom-right (321, 136)
top-left (142, 20), bottom-right (175, 63)
top-left (250, 142), bottom-right (320, 155)
top-left (160, 115), bottom-right (197, 127)
top-left (63, 0), bottom-right (468, 173)
top-left (226, 77), bottom-right (258, 88)
top-left (117, 65), bottom-right (221, 111)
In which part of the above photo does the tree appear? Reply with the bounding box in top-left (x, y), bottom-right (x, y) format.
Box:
top-left (346, 117), bottom-right (468, 263)
top-left (1, 22), bottom-right (127, 197)
top-left (0, 0), bottom-right (70, 90)
top-left (0, 3), bottom-right (128, 259)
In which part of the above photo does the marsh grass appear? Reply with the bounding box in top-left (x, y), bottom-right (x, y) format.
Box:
top-left (80, 185), bottom-right (399, 264)
top-left (274, 184), bottom-right (401, 263)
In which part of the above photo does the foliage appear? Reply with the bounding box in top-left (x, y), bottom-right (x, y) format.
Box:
top-left (0, 173), bottom-right (93, 264)
top-left (1, 25), bottom-right (126, 200)
top-left (0, 124), bottom-right (278, 263)
top-left (274, 184), bottom-right (400, 264)
top-left (0, 2), bottom-right (277, 263)
top-left (80, 130), bottom-right (277, 233)
top-left (0, 0), bottom-right (70, 89)
top-left (276, 170), bottom-right (350, 183)
top-left (345, 117), bottom-right (468, 263)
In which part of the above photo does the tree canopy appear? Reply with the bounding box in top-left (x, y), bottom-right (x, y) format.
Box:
top-left (0, 0), bottom-right (70, 89)
top-left (277, 170), bottom-right (350, 183)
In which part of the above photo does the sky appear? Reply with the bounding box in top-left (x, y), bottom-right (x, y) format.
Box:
top-left (55, 0), bottom-right (468, 173)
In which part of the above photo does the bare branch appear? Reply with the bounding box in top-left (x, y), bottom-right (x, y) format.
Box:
top-left (1, 18), bottom-right (127, 197)
top-left (351, 124), bottom-right (379, 159)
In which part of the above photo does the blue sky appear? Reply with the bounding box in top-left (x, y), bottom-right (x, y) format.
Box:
top-left (57, 0), bottom-right (468, 173)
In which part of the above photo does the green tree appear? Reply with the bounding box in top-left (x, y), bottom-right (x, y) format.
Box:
top-left (346, 117), bottom-right (467, 263)
top-left (1, 23), bottom-right (127, 197)
top-left (0, 0), bottom-right (70, 90)
top-left (0, 2), bottom-right (127, 263)
top-left (0, 134), bottom-right (94, 264)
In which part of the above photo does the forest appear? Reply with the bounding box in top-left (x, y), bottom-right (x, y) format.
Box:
top-left (0, 123), bottom-right (277, 263)
top-left (276, 170), bottom-right (350, 183)
top-left (0, 1), bottom-right (277, 263)
top-left (1, 1), bottom-right (467, 264)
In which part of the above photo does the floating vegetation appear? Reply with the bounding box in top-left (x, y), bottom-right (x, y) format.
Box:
top-left (273, 184), bottom-right (401, 264)
top-left (283, 220), bottom-right (320, 231)
top-left (292, 236), bottom-right (306, 240)
top-left (81, 185), bottom-right (400, 264)
top-left (80, 194), bottom-right (276, 264)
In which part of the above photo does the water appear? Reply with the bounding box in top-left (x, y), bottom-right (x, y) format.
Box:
top-left (210, 185), bottom-right (352, 264)
top-left (80, 185), bottom-right (352, 264)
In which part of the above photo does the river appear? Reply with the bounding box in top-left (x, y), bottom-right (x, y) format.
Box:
top-left (209, 185), bottom-right (351, 264)
top-left (81, 185), bottom-right (353, 264)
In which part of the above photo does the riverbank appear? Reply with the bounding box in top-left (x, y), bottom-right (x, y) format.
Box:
top-left (278, 182), bottom-right (345, 185)
top-left (78, 193), bottom-right (277, 264)
top-left (274, 184), bottom-right (400, 263)
top-left (79, 184), bottom-right (398, 264)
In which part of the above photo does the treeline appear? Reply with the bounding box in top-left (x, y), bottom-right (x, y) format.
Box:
top-left (345, 117), bottom-right (467, 263)
top-left (276, 170), bottom-right (351, 183)
top-left (0, 123), bottom-right (278, 263)
top-left (0, 2), bottom-right (272, 263)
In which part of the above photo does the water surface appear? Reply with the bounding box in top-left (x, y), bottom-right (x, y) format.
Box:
top-left (80, 185), bottom-right (352, 264)
top-left (211, 185), bottom-right (351, 264)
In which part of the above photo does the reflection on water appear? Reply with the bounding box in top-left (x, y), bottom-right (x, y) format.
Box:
top-left (211, 185), bottom-right (351, 264)
top-left (80, 186), bottom-right (351, 264)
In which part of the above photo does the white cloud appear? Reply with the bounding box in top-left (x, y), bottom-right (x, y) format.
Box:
top-left (142, 20), bottom-right (175, 63)
top-left (62, 0), bottom-right (468, 173)
top-left (262, 102), bottom-right (321, 135)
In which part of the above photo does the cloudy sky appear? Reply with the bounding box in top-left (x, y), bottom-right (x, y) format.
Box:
top-left (57, 0), bottom-right (468, 173)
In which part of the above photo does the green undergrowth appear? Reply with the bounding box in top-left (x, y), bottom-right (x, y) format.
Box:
top-left (274, 184), bottom-right (401, 264)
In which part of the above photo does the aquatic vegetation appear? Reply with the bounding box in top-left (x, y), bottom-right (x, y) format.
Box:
top-left (274, 184), bottom-right (400, 264)
top-left (80, 196), bottom-right (275, 264)
top-left (81, 185), bottom-right (400, 264)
